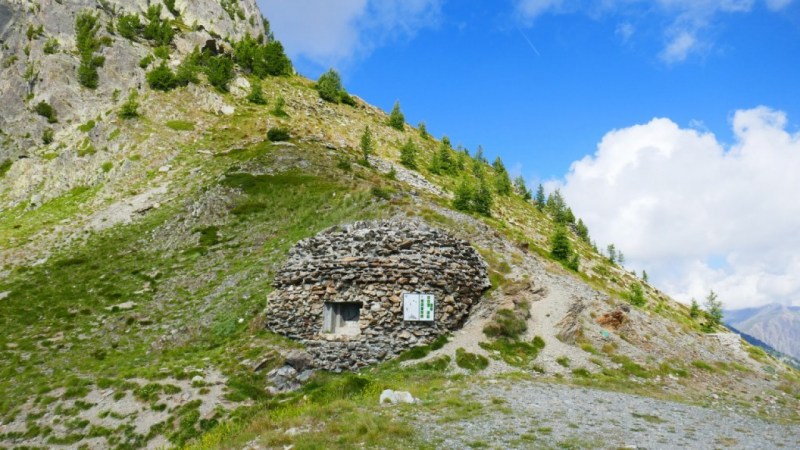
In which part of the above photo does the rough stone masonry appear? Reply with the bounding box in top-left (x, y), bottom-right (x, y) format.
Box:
top-left (266, 220), bottom-right (491, 371)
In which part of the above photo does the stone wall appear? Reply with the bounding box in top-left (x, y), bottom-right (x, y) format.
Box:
top-left (266, 220), bottom-right (491, 371)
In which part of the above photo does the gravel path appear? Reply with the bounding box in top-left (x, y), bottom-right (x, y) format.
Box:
top-left (412, 379), bottom-right (800, 449)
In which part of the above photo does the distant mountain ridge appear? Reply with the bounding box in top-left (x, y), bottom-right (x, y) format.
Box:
top-left (725, 303), bottom-right (800, 360)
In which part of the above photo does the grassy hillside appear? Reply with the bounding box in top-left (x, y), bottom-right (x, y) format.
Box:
top-left (1, 72), bottom-right (799, 448)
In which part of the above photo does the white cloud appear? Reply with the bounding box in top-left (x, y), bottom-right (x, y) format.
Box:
top-left (560, 107), bottom-right (800, 309)
top-left (515, 0), bottom-right (793, 63)
top-left (259, 0), bottom-right (442, 70)
top-left (615, 22), bottom-right (635, 42)
top-left (659, 30), bottom-right (698, 63)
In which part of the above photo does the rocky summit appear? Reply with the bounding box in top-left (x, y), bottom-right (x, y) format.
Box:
top-left (0, 1), bottom-right (798, 449)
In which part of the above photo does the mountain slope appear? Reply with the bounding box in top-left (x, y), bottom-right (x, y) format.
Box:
top-left (727, 304), bottom-right (800, 359)
top-left (0, 1), bottom-right (799, 449)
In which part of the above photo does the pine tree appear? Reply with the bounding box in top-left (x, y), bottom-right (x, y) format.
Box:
top-left (626, 283), bottom-right (646, 307)
top-left (513, 176), bottom-right (531, 200)
top-left (430, 137), bottom-right (455, 175)
top-left (453, 178), bottom-right (474, 212)
top-left (642, 270), bottom-right (649, 283)
top-left (493, 157), bottom-right (512, 196)
top-left (550, 226), bottom-right (573, 262)
top-left (618, 251), bottom-right (625, 266)
top-left (418, 121), bottom-right (429, 139)
top-left (118, 90), bottom-right (140, 119)
top-left (703, 290), bottom-right (723, 330)
top-left (246, 79), bottom-right (267, 104)
top-left (473, 178), bottom-right (493, 216)
top-left (388, 101), bottom-right (405, 131)
top-left (689, 298), bottom-right (700, 318)
top-left (474, 145), bottom-right (486, 164)
top-left (359, 126), bottom-right (374, 166)
top-left (317, 68), bottom-right (344, 103)
top-left (575, 218), bottom-right (590, 243)
top-left (606, 244), bottom-right (617, 263)
top-left (399, 138), bottom-right (417, 170)
top-left (535, 184), bottom-right (545, 211)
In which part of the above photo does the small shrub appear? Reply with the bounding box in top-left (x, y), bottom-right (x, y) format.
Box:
top-left (142, 5), bottom-right (174, 46)
top-left (43, 37), bottom-right (60, 54)
top-left (572, 368), bottom-right (591, 377)
top-left (165, 120), bottom-right (195, 131)
top-left (556, 356), bottom-right (571, 367)
top-left (483, 309), bottom-right (527, 340)
top-left (370, 186), bottom-right (391, 200)
top-left (146, 62), bottom-right (177, 91)
top-left (0, 159), bottom-right (12, 178)
top-left (415, 355), bottom-right (451, 371)
top-left (139, 54), bottom-right (155, 69)
top-left (246, 79), bottom-right (266, 104)
top-left (336, 156), bottom-right (352, 171)
top-left (267, 127), bottom-right (290, 142)
top-left (34, 101), bottom-right (58, 123)
top-left (78, 120), bottom-right (96, 132)
top-left (271, 95), bottom-right (288, 117)
top-left (153, 45), bottom-right (170, 60)
top-left (118, 90), bottom-right (140, 119)
top-left (205, 55), bottom-right (234, 92)
top-left (101, 162), bottom-right (113, 172)
top-left (455, 348), bottom-right (489, 371)
top-left (316, 68), bottom-right (352, 103)
top-left (691, 360), bottom-right (715, 372)
top-left (117, 13), bottom-right (143, 40)
top-left (42, 128), bottom-right (54, 144)
top-left (75, 12), bottom-right (105, 89)
top-left (626, 282), bottom-right (646, 307)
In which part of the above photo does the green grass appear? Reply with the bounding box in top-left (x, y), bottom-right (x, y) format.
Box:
top-left (479, 336), bottom-right (545, 368)
top-left (0, 138), bottom-right (381, 445)
top-left (455, 348), bottom-right (489, 372)
top-left (165, 120), bottom-right (195, 131)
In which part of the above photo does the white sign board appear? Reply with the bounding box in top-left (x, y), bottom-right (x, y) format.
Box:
top-left (403, 293), bottom-right (435, 321)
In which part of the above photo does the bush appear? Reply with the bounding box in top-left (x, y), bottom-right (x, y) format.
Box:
top-left (75, 12), bottom-right (105, 89)
top-left (626, 282), bottom-right (646, 307)
top-left (142, 5), bottom-right (173, 46)
top-left (174, 58), bottom-right (199, 86)
top-left (271, 95), bottom-right (288, 117)
top-left (204, 55), bottom-right (234, 92)
top-left (483, 308), bottom-right (527, 339)
top-left (388, 101), bottom-right (405, 131)
top-left (43, 37), bottom-right (59, 54)
top-left (165, 120), bottom-right (194, 131)
top-left (246, 80), bottom-right (266, 104)
top-left (146, 63), bottom-right (177, 91)
top-left (117, 13), bottom-right (142, 40)
top-left (42, 128), bottom-right (54, 144)
top-left (455, 348), bottom-right (489, 371)
top-left (118, 90), bottom-right (139, 119)
top-left (262, 40), bottom-right (292, 76)
top-left (34, 101), bottom-right (58, 123)
top-left (267, 127), bottom-right (290, 142)
top-left (139, 54), bottom-right (155, 69)
top-left (316, 68), bottom-right (348, 103)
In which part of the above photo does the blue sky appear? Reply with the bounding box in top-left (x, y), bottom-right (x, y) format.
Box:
top-left (259, 0), bottom-right (800, 310)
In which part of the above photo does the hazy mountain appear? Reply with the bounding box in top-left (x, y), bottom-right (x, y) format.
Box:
top-left (726, 303), bottom-right (800, 359)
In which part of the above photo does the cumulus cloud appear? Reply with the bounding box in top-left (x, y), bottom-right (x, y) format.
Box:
top-left (259, 0), bottom-right (442, 69)
top-left (514, 0), bottom-right (794, 63)
top-left (560, 107), bottom-right (800, 309)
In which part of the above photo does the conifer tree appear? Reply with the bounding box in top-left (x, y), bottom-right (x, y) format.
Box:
top-left (513, 176), bottom-right (532, 200)
top-left (388, 101), bottom-right (405, 131)
top-left (493, 157), bottom-right (512, 196)
top-left (550, 226), bottom-right (573, 263)
top-left (360, 126), bottom-right (374, 166)
top-left (642, 270), bottom-right (649, 283)
top-left (535, 184), bottom-right (545, 210)
top-left (689, 298), bottom-right (700, 318)
top-left (704, 290), bottom-right (723, 329)
top-left (474, 178), bottom-right (493, 216)
top-left (399, 138), bottom-right (417, 170)
top-left (453, 178), bottom-right (474, 212)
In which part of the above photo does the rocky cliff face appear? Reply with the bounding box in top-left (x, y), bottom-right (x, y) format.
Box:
top-left (0, 0), bottom-right (264, 202)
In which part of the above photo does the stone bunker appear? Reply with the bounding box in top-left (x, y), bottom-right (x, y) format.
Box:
top-left (266, 220), bottom-right (491, 371)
